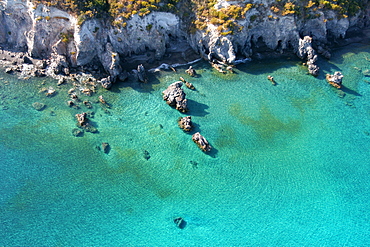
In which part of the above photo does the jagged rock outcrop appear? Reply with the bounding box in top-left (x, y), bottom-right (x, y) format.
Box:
top-left (178, 116), bottom-right (193, 132)
top-left (297, 36), bottom-right (319, 76)
top-left (0, 0), bottom-right (368, 75)
top-left (326, 71), bottom-right (344, 88)
top-left (162, 81), bottom-right (188, 112)
top-left (137, 64), bottom-right (147, 83)
top-left (192, 132), bottom-right (211, 152)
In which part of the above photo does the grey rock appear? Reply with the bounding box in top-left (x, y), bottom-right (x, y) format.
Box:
top-left (162, 81), bottom-right (188, 112)
top-left (137, 64), bottom-right (147, 83)
top-left (178, 116), bottom-right (192, 131)
top-left (326, 71), bottom-right (344, 88)
top-left (192, 132), bottom-right (211, 152)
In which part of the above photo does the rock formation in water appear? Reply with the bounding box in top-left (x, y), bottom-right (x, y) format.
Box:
top-left (297, 36), bottom-right (319, 76)
top-left (326, 71), bottom-right (344, 88)
top-left (178, 116), bottom-right (193, 131)
top-left (192, 132), bottom-right (212, 152)
top-left (75, 112), bottom-right (98, 133)
top-left (137, 64), bottom-right (147, 83)
top-left (32, 102), bottom-right (45, 111)
top-left (162, 81), bottom-right (188, 112)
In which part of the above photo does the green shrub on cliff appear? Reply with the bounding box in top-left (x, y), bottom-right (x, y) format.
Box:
top-left (30, 0), bottom-right (368, 29)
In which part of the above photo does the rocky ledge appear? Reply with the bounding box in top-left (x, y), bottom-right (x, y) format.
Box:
top-left (0, 0), bottom-right (369, 83)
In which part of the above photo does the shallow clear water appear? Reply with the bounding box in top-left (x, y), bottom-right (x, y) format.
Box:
top-left (1, 43), bottom-right (370, 246)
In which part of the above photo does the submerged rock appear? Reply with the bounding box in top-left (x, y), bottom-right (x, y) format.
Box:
top-left (143, 150), bottom-right (151, 160)
top-left (162, 81), bottom-right (188, 112)
top-left (75, 112), bottom-right (98, 133)
top-left (174, 217), bottom-right (187, 229)
top-left (32, 102), bottom-right (45, 111)
top-left (102, 142), bottom-right (110, 154)
top-left (326, 71), bottom-right (344, 88)
top-left (72, 128), bottom-right (84, 137)
top-left (178, 116), bottom-right (193, 132)
top-left (192, 132), bottom-right (211, 152)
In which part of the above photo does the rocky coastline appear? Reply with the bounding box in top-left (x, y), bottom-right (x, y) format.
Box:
top-left (0, 0), bottom-right (369, 84)
top-left (1, 0), bottom-right (370, 155)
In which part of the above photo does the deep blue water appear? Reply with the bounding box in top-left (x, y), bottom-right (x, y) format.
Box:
top-left (1, 42), bottom-right (370, 246)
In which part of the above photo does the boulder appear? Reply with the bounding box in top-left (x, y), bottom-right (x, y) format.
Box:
top-left (326, 71), bottom-right (344, 88)
top-left (76, 112), bottom-right (88, 126)
top-left (162, 81), bottom-right (188, 112)
top-left (100, 76), bottom-right (113, 89)
top-left (102, 142), bottom-right (110, 154)
top-left (185, 66), bottom-right (196, 77)
top-left (178, 116), bottom-right (192, 131)
top-left (174, 217), bottom-right (187, 229)
top-left (192, 132), bottom-right (211, 152)
top-left (48, 53), bottom-right (68, 75)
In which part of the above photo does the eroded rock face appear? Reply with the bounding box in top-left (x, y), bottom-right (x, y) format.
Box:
top-left (0, 0), bottom-right (367, 75)
top-left (162, 81), bottom-right (188, 112)
top-left (326, 71), bottom-right (344, 88)
top-left (192, 132), bottom-right (211, 152)
top-left (298, 36), bottom-right (319, 76)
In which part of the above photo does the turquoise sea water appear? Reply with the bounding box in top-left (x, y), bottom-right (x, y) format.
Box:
top-left (1, 43), bottom-right (370, 246)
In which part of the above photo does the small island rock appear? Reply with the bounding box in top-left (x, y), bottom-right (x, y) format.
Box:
top-left (178, 116), bottom-right (193, 131)
top-left (326, 71), bottom-right (344, 88)
top-left (192, 132), bottom-right (211, 152)
top-left (185, 66), bottom-right (196, 77)
top-left (162, 81), bottom-right (188, 112)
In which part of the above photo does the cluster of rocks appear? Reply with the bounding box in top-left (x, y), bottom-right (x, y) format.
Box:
top-left (163, 66), bottom-right (212, 153)
top-left (179, 77), bottom-right (195, 90)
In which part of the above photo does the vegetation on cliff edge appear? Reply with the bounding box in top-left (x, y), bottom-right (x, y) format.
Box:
top-left (31, 0), bottom-right (369, 32)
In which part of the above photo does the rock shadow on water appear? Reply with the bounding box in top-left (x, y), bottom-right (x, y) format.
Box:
top-left (207, 145), bottom-right (218, 158)
top-left (338, 85), bottom-right (362, 97)
top-left (186, 99), bottom-right (209, 117)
